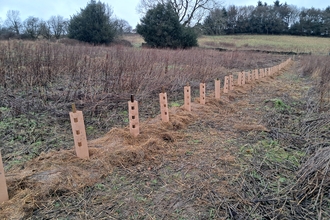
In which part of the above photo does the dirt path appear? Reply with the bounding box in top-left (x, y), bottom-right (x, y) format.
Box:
top-left (3, 60), bottom-right (315, 219)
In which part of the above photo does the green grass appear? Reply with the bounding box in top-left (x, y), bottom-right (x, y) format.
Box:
top-left (241, 140), bottom-right (305, 165)
top-left (0, 107), bottom-right (73, 171)
top-left (169, 101), bottom-right (182, 107)
top-left (266, 98), bottom-right (290, 111)
top-left (237, 138), bottom-right (306, 211)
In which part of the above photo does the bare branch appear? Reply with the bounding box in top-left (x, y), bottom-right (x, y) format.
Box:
top-left (137, 0), bottom-right (222, 26)
top-left (5, 10), bottom-right (22, 35)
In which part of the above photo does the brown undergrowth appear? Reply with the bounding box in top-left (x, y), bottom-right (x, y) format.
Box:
top-left (5, 58), bottom-right (327, 219)
top-left (230, 59), bottom-right (330, 219)
top-left (0, 94), bottom-right (240, 219)
top-left (1, 107), bottom-right (194, 218)
top-left (0, 40), bottom-right (287, 171)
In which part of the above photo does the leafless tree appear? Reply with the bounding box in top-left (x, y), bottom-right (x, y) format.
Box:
top-left (114, 19), bottom-right (132, 34)
top-left (5, 10), bottom-right (22, 35)
top-left (39, 20), bottom-right (52, 39)
top-left (137, 0), bottom-right (221, 26)
top-left (48, 15), bottom-right (68, 39)
top-left (23, 16), bottom-right (40, 39)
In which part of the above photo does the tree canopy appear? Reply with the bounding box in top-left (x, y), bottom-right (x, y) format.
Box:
top-left (136, 3), bottom-right (198, 48)
top-left (68, 0), bottom-right (116, 44)
top-left (202, 1), bottom-right (330, 37)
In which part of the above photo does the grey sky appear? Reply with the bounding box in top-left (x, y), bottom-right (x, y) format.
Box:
top-left (0, 0), bottom-right (329, 28)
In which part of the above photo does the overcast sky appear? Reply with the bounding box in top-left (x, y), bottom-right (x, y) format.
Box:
top-left (0, 0), bottom-right (329, 28)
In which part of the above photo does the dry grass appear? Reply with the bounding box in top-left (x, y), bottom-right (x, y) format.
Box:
top-left (299, 55), bottom-right (330, 111)
top-left (0, 39), bottom-right (285, 93)
top-left (231, 62), bottom-right (330, 219)
top-left (0, 40), bottom-right (287, 177)
top-left (121, 34), bottom-right (145, 47)
top-left (122, 34), bottom-right (330, 54)
top-left (0, 55), bottom-right (293, 219)
top-left (0, 90), bottom-right (250, 218)
top-left (1, 36), bottom-right (329, 219)
top-left (1, 106), bottom-right (196, 219)
top-left (199, 35), bottom-right (330, 54)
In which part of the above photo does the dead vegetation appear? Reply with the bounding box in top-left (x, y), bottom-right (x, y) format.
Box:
top-left (0, 40), bottom-right (286, 166)
top-left (300, 55), bottom-right (330, 112)
top-left (1, 95), bottom-right (240, 219)
top-left (1, 107), bottom-right (196, 219)
top-left (229, 58), bottom-right (330, 219)
top-left (0, 39), bottom-right (329, 219)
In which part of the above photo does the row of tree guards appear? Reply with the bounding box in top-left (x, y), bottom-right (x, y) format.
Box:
top-left (0, 58), bottom-right (292, 203)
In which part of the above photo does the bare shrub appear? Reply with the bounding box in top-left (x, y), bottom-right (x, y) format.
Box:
top-left (0, 40), bottom-right (287, 157)
top-left (0, 40), bottom-right (283, 95)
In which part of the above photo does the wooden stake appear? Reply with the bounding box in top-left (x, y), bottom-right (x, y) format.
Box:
top-left (159, 91), bottom-right (169, 122)
top-left (214, 79), bottom-right (220, 100)
top-left (184, 84), bottom-right (191, 111)
top-left (69, 105), bottom-right (89, 159)
top-left (255, 69), bottom-right (259, 80)
top-left (72, 103), bottom-right (76, 113)
top-left (200, 82), bottom-right (206, 104)
top-left (128, 95), bottom-right (140, 137)
top-left (0, 151), bottom-right (9, 203)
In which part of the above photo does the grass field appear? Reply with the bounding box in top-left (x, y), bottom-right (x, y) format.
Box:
top-left (0, 36), bottom-right (329, 219)
top-left (123, 34), bottom-right (330, 54)
top-left (199, 35), bottom-right (330, 54)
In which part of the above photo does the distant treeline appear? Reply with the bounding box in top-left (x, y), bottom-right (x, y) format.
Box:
top-left (202, 0), bottom-right (330, 37)
top-left (0, 8), bottom-right (132, 41)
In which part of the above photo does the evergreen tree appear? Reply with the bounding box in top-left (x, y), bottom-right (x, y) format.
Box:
top-left (136, 3), bottom-right (197, 49)
top-left (322, 7), bottom-right (330, 36)
top-left (68, 0), bottom-right (116, 44)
